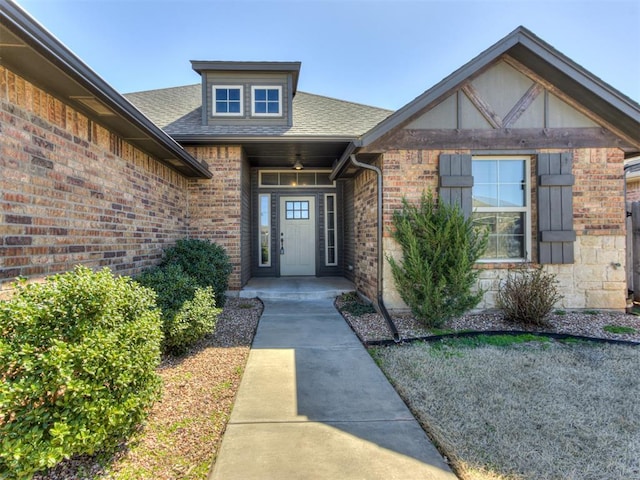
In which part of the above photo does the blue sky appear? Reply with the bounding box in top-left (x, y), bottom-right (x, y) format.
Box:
top-left (15, 0), bottom-right (640, 110)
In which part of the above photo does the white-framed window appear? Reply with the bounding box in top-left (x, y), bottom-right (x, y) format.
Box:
top-left (325, 194), bottom-right (338, 266)
top-left (258, 170), bottom-right (334, 188)
top-left (213, 85), bottom-right (243, 116)
top-left (258, 194), bottom-right (271, 267)
top-left (251, 86), bottom-right (282, 116)
top-left (472, 156), bottom-right (531, 262)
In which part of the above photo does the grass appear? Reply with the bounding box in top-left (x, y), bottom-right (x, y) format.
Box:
top-left (339, 293), bottom-right (376, 316)
top-left (603, 324), bottom-right (637, 335)
top-left (371, 340), bottom-right (640, 480)
top-left (432, 333), bottom-right (551, 349)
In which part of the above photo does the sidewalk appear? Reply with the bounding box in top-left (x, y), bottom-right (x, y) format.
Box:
top-left (208, 299), bottom-right (457, 480)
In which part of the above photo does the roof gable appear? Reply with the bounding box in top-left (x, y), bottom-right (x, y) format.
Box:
top-left (359, 26), bottom-right (640, 153)
top-left (405, 59), bottom-right (599, 131)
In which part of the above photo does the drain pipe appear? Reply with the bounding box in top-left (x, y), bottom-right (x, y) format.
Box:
top-left (349, 154), bottom-right (400, 342)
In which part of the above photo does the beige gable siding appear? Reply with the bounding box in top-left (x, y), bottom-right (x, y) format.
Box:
top-left (402, 58), bottom-right (600, 132)
top-left (471, 61), bottom-right (534, 118)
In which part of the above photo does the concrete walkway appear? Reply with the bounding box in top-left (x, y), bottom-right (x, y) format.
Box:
top-left (208, 298), bottom-right (457, 480)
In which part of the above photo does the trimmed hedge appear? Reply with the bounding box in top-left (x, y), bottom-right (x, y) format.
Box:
top-left (0, 266), bottom-right (162, 479)
top-left (136, 264), bottom-right (221, 355)
top-left (161, 238), bottom-right (232, 306)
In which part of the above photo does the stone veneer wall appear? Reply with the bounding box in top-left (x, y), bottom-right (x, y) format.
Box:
top-left (378, 147), bottom-right (627, 311)
top-left (185, 146), bottom-right (244, 290)
top-left (0, 68), bottom-right (189, 296)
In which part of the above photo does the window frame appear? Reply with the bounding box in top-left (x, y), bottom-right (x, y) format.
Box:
top-left (251, 85), bottom-right (283, 117)
top-left (212, 85), bottom-right (244, 117)
top-left (472, 155), bottom-right (532, 263)
top-left (324, 194), bottom-right (338, 266)
top-left (258, 194), bottom-right (271, 267)
top-left (258, 170), bottom-right (335, 188)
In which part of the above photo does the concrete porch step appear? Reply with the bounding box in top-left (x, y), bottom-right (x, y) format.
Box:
top-left (239, 276), bottom-right (355, 301)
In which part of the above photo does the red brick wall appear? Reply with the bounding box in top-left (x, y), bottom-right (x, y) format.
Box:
top-left (352, 164), bottom-right (380, 301)
top-left (1, 68), bottom-right (188, 295)
top-left (186, 146), bottom-right (244, 290)
top-left (379, 147), bottom-right (625, 240)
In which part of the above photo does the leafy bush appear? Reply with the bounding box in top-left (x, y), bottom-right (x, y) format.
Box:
top-left (497, 265), bottom-right (563, 327)
top-left (161, 238), bottom-right (232, 306)
top-left (136, 264), bottom-right (221, 354)
top-left (0, 266), bottom-right (162, 479)
top-left (387, 192), bottom-right (488, 327)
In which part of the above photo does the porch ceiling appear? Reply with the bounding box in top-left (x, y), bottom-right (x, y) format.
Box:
top-left (243, 141), bottom-right (351, 169)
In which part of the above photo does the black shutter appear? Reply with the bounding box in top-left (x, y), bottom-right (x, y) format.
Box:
top-left (439, 153), bottom-right (473, 218)
top-left (538, 152), bottom-right (575, 264)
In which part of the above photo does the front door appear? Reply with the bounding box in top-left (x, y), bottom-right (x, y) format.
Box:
top-left (280, 196), bottom-right (316, 276)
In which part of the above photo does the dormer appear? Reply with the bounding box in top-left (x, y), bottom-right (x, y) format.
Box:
top-left (190, 61), bottom-right (301, 128)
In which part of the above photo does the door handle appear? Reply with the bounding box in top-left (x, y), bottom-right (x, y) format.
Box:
top-left (280, 232), bottom-right (285, 254)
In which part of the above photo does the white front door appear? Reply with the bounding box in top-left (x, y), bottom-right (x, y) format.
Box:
top-left (280, 196), bottom-right (316, 276)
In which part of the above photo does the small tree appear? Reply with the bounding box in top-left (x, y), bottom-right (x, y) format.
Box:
top-left (387, 192), bottom-right (488, 327)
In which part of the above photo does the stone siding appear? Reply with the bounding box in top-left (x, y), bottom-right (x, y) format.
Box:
top-left (1, 68), bottom-right (188, 296)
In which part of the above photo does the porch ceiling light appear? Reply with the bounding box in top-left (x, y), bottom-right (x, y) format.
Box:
top-left (293, 159), bottom-right (304, 170)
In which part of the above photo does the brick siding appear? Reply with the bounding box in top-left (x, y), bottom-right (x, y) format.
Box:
top-left (356, 147), bottom-right (627, 310)
top-left (185, 146), bottom-right (245, 290)
top-left (1, 68), bottom-right (189, 295)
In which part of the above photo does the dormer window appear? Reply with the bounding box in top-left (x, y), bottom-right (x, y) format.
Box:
top-left (252, 86), bottom-right (282, 116)
top-left (213, 85), bottom-right (243, 116)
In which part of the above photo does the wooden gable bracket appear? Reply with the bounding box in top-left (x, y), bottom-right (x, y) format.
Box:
top-left (460, 80), bottom-right (544, 130)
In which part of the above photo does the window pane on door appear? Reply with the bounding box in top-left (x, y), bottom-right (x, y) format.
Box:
top-left (285, 200), bottom-right (309, 220)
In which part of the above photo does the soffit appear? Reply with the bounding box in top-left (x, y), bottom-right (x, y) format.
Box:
top-left (0, 2), bottom-right (211, 178)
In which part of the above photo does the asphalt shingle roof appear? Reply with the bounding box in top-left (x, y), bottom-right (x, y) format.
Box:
top-left (124, 85), bottom-right (392, 138)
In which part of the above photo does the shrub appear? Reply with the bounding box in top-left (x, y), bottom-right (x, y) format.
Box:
top-left (161, 238), bottom-right (232, 306)
top-left (387, 192), bottom-right (488, 327)
top-left (136, 264), bottom-right (221, 355)
top-left (497, 265), bottom-right (563, 327)
top-left (0, 266), bottom-right (162, 479)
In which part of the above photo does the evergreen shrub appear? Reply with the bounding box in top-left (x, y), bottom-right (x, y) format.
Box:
top-left (136, 264), bottom-right (221, 354)
top-left (0, 266), bottom-right (162, 479)
top-left (388, 192), bottom-right (488, 327)
top-left (161, 238), bottom-right (232, 306)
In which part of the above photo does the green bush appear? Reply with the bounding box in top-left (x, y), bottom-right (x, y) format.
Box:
top-left (0, 266), bottom-right (162, 479)
top-left (387, 192), bottom-right (488, 327)
top-left (136, 264), bottom-right (221, 355)
top-left (497, 265), bottom-right (563, 327)
top-left (161, 238), bottom-right (232, 306)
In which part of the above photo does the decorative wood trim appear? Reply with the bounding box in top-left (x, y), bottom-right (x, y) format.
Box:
top-left (503, 55), bottom-right (640, 150)
top-left (461, 83), bottom-right (503, 128)
top-left (540, 231), bottom-right (576, 243)
top-left (456, 90), bottom-right (462, 130)
top-left (360, 127), bottom-right (632, 152)
top-left (440, 175), bottom-right (474, 187)
top-left (503, 83), bottom-right (543, 128)
top-left (539, 174), bottom-right (575, 186)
